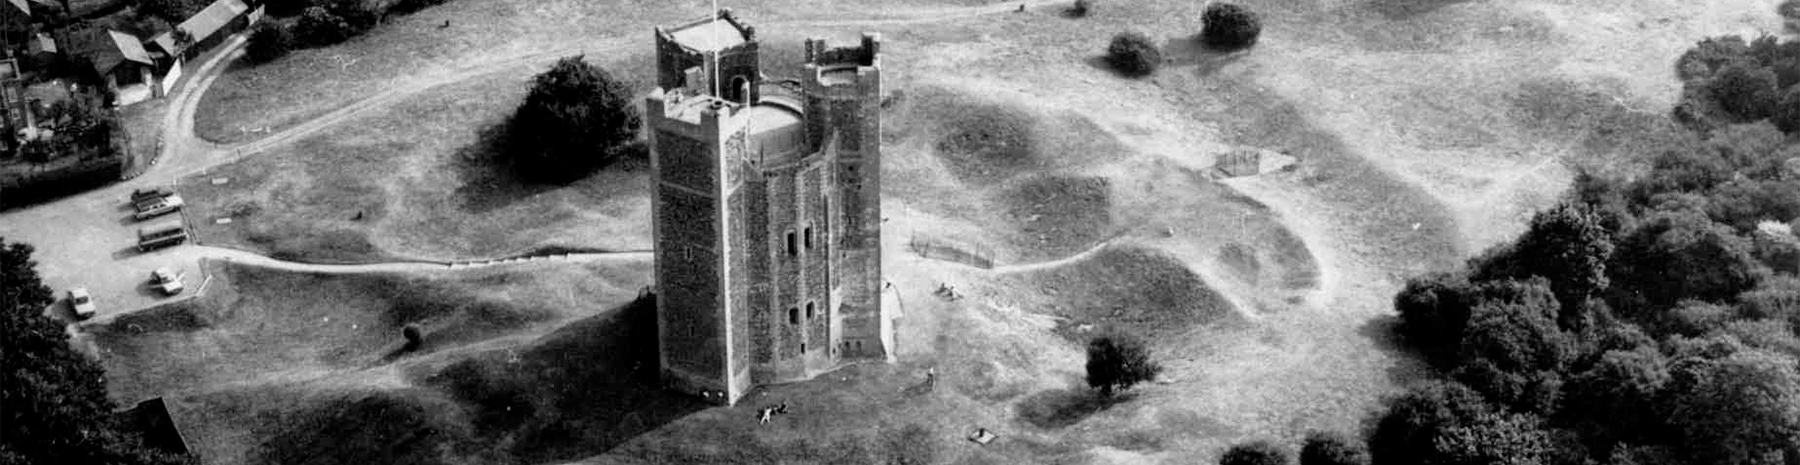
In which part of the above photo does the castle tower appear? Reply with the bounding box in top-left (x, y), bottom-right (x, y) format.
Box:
top-left (647, 12), bottom-right (888, 406)
top-left (654, 9), bottom-right (760, 103)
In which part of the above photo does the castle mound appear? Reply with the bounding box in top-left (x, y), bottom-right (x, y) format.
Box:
top-left (995, 174), bottom-right (1115, 263)
top-left (999, 244), bottom-right (1239, 341)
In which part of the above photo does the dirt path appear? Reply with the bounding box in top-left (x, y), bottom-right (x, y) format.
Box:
top-left (188, 245), bottom-right (651, 274)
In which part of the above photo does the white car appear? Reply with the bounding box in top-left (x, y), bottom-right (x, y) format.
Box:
top-left (134, 195), bottom-right (184, 221)
top-left (150, 268), bottom-right (183, 296)
top-left (68, 288), bottom-right (95, 319)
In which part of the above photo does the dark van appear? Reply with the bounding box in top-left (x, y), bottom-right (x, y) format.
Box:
top-left (137, 222), bottom-right (187, 252)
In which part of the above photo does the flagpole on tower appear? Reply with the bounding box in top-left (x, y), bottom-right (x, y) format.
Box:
top-left (711, 0), bottom-right (721, 99)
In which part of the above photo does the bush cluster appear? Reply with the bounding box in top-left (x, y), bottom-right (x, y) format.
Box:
top-left (1200, 2), bottom-right (1261, 50)
top-left (506, 56), bottom-right (640, 182)
top-left (1677, 34), bottom-right (1800, 132)
top-left (246, 22), bottom-right (295, 63)
top-left (1380, 114), bottom-right (1800, 464)
top-left (1106, 31), bottom-right (1161, 77)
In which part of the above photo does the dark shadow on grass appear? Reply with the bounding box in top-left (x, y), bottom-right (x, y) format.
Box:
top-left (451, 117), bottom-right (648, 214)
top-left (425, 294), bottom-right (707, 463)
top-left (1163, 37), bottom-right (1247, 76)
top-left (1013, 387), bottom-right (1138, 430)
top-left (1358, 315), bottom-right (1432, 385)
top-left (1366, 0), bottom-right (1474, 19)
top-left (1081, 55), bottom-right (1157, 80)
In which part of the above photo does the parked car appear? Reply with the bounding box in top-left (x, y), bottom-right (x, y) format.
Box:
top-left (137, 221), bottom-right (188, 252)
top-left (130, 187), bottom-right (175, 204)
top-left (150, 268), bottom-right (183, 295)
top-left (68, 287), bottom-right (95, 319)
top-left (134, 195), bottom-right (184, 220)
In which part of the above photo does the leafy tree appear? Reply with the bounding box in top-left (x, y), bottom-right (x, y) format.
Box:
top-left (1609, 206), bottom-right (1765, 317)
top-left (1394, 272), bottom-right (1475, 366)
top-left (1562, 346), bottom-right (1673, 450)
top-left (1451, 279), bottom-right (1574, 413)
top-left (1631, 149), bottom-right (1733, 205)
top-left (1666, 349), bottom-right (1800, 465)
top-left (1070, 0), bottom-right (1094, 17)
top-left (1736, 276), bottom-right (1800, 323)
top-left (509, 55), bottom-right (640, 182)
top-left (1676, 35), bottom-right (1750, 80)
top-left (1430, 412), bottom-right (1556, 465)
top-left (1299, 430), bottom-right (1368, 465)
top-left (294, 6), bottom-right (352, 46)
top-left (1706, 178), bottom-right (1800, 233)
top-left (1084, 332), bottom-right (1162, 397)
top-left (1200, 2), bottom-right (1261, 50)
top-left (0, 239), bottom-right (191, 465)
top-left (132, 0), bottom-right (207, 21)
top-left (245, 22), bottom-right (295, 63)
top-left (1666, 300), bottom-right (1733, 336)
top-left (1106, 31), bottom-right (1160, 77)
top-left (1221, 440), bottom-right (1290, 465)
top-left (1709, 63), bottom-right (1779, 120)
top-left (1774, 85), bottom-right (1800, 132)
top-left (1368, 381), bottom-right (1492, 465)
top-left (1720, 319), bottom-right (1800, 359)
top-left (1705, 121), bottom-right (1787, 178)
top-left (1472, 203), bottom-right (1615, 329)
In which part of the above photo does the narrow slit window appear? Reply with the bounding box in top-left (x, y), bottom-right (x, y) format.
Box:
top-left (789, 307), bottom-right (799, 325)
top-left (786, 231), bottom-right (797, 256)
top-left (805, 302), bottom-right (815, 319)
top-left (804, 226), bottom-right (814, 249)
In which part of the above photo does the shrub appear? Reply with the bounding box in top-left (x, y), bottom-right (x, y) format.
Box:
top-left (1666, 349), bottom-right (1800, 464)
top-left (1783, 0), bottom-right (1800, 26)
top-left (1610, 207), bottom-right (1766, 316)
top-left (1563, 346), bottom-right (1672, 447)
top-left (1070, 0), bottom-right (1093, 17)
top-left (245, 22), bottom-right (294, 63)
top-left (1299, 430), bottom-right (1368, 465)
top-left (401, 323), bottom-right (423, 351)
top-left (1201, 2), bottom-right (1262, 50)
top-left (294, 6), bottom-right (352, 46)
top-left (509, 56), bottom-right (640, 182)
top-left (1709, 63), bottom-right (1779, 120)
top-left (1106, 31), bottom-right (1161, 77)
top-left (1084, 332), bottom-right (1162, 397)
top-left (1395, 272), bottom-right (1475, 366)
top-left (1221, 440), bottom-right (1290, 465)
top-left (1368, 381), bottom-right (1492, 465)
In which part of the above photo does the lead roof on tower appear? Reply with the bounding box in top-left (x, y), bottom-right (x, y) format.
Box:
top-left (667, 18), bottom-right (748, 52)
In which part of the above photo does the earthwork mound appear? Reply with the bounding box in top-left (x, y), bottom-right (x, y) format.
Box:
top-left (995, 174), bottom-right (1115, 262)
top-left (1002, 244), bottom-right (1238, 341)
top-left (925, 95), bottom-right (1041, 185)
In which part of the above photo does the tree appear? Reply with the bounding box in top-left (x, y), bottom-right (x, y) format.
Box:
top-left (1084, 332), bottom-right (1162, 397)
top-left (1430, 412), bottom-right (1557, 465)
top-left (245, 22), bottom-right (294, 63)
top-left (1774, 85), bottom-right (1800, 133)
top-left (401, 323), bottom-right (424, 351)
top-left (1451, 279), bottom-right (1574, 413)
top-left (1706, 178), bottom-right (1800, 232)
top-left (1105, 31), bottom-right (1160, 77)
top-left (1200, 2), bottom-right (1261, 50)
top-left (509, 56), bottom-right (639, 182)
top-left (0, 239), bottom-right (191, 465)
top-left (1070, 0), bottom-right (1094, 17)
top-left (1562, 346), bottom-right (1672, 449)
top-left (1394, 272), bottom-right (1475, 367)
top-left (1472, 203), bottom-right (1615, 329)
top-left (294, 6), bottom-right (352, 46)
top-left (1709, 63), bottom-right (1779, 120)
top-left (1666, 349), bottom-right (1800, 465)
top-left (1609, 206), bottom-right (1766, 317)
top-left (1221, 440), bottom-right (1290, 465)
top-left (1299, 430), bottom-right (1368, 465)
top-left (1676, 35), bottom-right (1750, 80)
top-left (1368, 381), bottom-right (1492, 465)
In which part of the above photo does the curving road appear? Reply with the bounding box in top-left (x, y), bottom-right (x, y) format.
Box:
top-left (0, 0), bottom-right (1076, 320)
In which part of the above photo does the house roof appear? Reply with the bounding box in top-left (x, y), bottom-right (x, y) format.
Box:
top-left (177, 0), bottom-right (246, 43)
top-left (6, 0), bottom-right (27, 16)
top-left (62, 28), bottom-right (151, 75)
top-left (108, 30), bottom-right (153, 65)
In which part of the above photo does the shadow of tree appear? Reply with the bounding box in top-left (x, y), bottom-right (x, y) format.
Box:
top-left (451, 116), bottom-right (651, 214)
top-left (1358, 315), bottom-right (1432, 385)
top-left (1163, 37), bottom-right (1249, 76)
top-left (1366, 0), bottom-right (1475, 19)
top-left (1013, 386), bottom-right (1137, 429)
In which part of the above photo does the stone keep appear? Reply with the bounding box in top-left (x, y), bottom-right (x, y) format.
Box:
top-left (646, 9), bottom-right (890, 406)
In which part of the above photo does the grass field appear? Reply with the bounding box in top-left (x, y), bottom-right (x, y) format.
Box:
top-left (113, 0), bottom-right (1794, 462)
top-left (180, 51), bottom-right (658, 263)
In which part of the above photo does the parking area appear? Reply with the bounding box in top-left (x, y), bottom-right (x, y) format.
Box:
top-left (2, 180), bottom-right (206, 323)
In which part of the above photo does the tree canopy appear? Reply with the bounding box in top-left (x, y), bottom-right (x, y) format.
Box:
top-left (1084, 332), bottom-right (1162, 397)
top-left (509, 56), bottom-right (641, 182)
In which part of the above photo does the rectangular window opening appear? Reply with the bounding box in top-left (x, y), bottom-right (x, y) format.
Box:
top-left (806, 302), bottom-right (815, 319)
top-left (789, 307), bottom-right (799, 325)
top-left (804, 227), bottom-right (814, 249)
top-left (786, 231), bottom-right (797, 256)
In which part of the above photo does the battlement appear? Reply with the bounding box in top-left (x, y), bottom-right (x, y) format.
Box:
top-left (657, 9), bottom-right (755, 52)
top-left (804, 33), bottom-right (880, 67)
